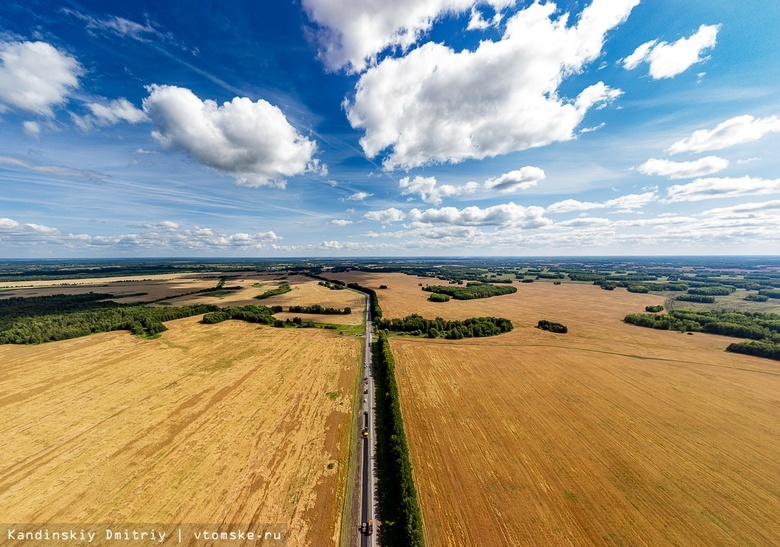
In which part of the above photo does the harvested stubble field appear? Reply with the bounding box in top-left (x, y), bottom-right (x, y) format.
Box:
top-left (339, 272), bottom-right (780, 546)
top-left (0, 316), bottom-right (360, 546)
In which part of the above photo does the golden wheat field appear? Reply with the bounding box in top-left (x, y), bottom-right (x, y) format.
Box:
top-left (340, 272), bottom-right (780, 546)
top-left (0, 272), bottom-right (364, 325)
top-left (0, 316), bottom-right (360, 546)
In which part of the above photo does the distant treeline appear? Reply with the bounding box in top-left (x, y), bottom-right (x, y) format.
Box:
top-left (0, 292), bottom-right (218, 344)
top-left (287, 304), bottom-right (351, 315)
top-left (203, 305), bottom-right (282, 326)
top-left (422, 282), bottom-right (517, 300)
top-left (537, 320), bottom-right (567, 333)
top-left (624, 309), bottom-right (780, 361)
top-left (676, 294), bottom-right (716, 303)
top-left (377, 314), bottom-right (512, 339)
top-left (372, 331), bottom-right (424, 547)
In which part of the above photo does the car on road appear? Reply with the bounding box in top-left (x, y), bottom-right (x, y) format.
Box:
top-left (362, 427), bottom-right (368, 438)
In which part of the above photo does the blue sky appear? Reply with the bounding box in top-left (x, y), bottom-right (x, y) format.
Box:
top-left (1, 0), bottom-right (779, 257)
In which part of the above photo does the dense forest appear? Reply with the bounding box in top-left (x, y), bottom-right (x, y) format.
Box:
top-left (0, 293), bottom-right (219, 344)
top-left (377, 314), bottom-right (513, 339)
top-left (422, 282), bottom-right (517, 300)
top-left (624, 309), bottom-right (780, 360)
top-left (372, 331), bottom-right (424, 547)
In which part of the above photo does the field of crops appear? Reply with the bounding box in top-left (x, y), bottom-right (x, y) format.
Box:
top-left (0, 316), bottom-right (360, 546)
top-left (341, 272), bottom-right (780, 545)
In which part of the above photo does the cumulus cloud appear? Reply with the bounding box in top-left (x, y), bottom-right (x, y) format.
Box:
top-left (399, 175), bottom-right (478, 204)
top-left (345, 0), bottom-right (636, 169)
top-left (604, 191), bottom-right (656, 211)
top-left (668, 115), bottom-right (780, 154)
top-left (364, 208), bottom-right (407, 223)
top-left (73, 98), bottom-right (148, 130)
top-left (407, 202), bottom-right (550, 228)
top-left (0, 40), bottom-right (82, 116)
top-left (142, 84), bottom-right (323, 188)
top-left (546, 199), bottom-right (605, 214)
top-left (301, 0), bottom-right (515, 73)
top-left (331, 219), bottom-right (354, 226)
top-left (0, 217), bottom-right (282, 252)
top-left (666, 176), bottom-right (780, 202)
top-left (700, 200), bottom-right (780, 217)
top-left (345, 191), bottom-right (373, 201)
top-left (637, 156), bottom-right (728, 179)
top-left (623, 24), bottom-right (719, 79)
top-left (546, 192), bottom-right (655, 214)
top-left (484, 166), bottom-right (545, 192)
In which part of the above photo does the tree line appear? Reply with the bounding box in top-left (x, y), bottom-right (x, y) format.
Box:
top-left (254, 282), bottom-right (291, 299)
top-left (372, 331), bottom-right (424, 547)
top-left (624, 309), bottom-right (780, 361)
top-left (422, 282), bottom-right (517, 300)
top-left (0, 293), bottom-right (219, 344)
top-left (287, 304), bottom-right (351, 315)
top-left (377, 314), bottom-right (513, 339)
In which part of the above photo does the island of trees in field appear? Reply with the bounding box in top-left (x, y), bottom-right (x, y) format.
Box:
top-left (537, 320), bottom-right (568, 333)
top-left (377, 314), bottom-right (513, 339)
top-left (422, 282), bottom-right (517, 300)
top-left (624, 309), bottom-right (780, 361)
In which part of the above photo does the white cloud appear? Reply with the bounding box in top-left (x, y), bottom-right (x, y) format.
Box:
top-left (142, 85), bottom-right (323, 188)
top-left (331, 219), bottom-right (354, 226)
top-left (364, 207), bottom-right (407, 223)
top-left (546, 192), bottom-right (655, 214)
top-left (0, 40), bottom-right (82, 116)
top-left (0, 217), bottom-right (59, 234)
top-left (467, 7), bottom-right (503, 30)
top-left (301, 0), bottom-right (515, 73)
top-left (666, 176), bottom-right (780, 202)
top-left (399, 175), bottom-right (478, 204)
top-left (668, 115), bottom-right (780, 154)
top-left (637, 156), bottom-right (728, 179)
top-left (22, 121), bottom-right (41, 139)
top-left (700, 200), bottom-right (780, 217)
top-left (546, 199), bottom-right (605, 214)
top-left (604, 191), bottom-right (656, 211)
top-left (345, 0), bottom-right (637, 169)
top-left (74, 98), bottom-right (148, 130)
top-left (623, 24), bottom-right (719, 79)
top-left (484, 166), bottom-right (545, 192)
top-left (406, 202), bottom-right (550, 228)
top-left (345, 191), bottom-right (373, 201)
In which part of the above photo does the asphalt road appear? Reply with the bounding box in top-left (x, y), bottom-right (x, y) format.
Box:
top-left (360, 298), bottom-right (376, 547)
